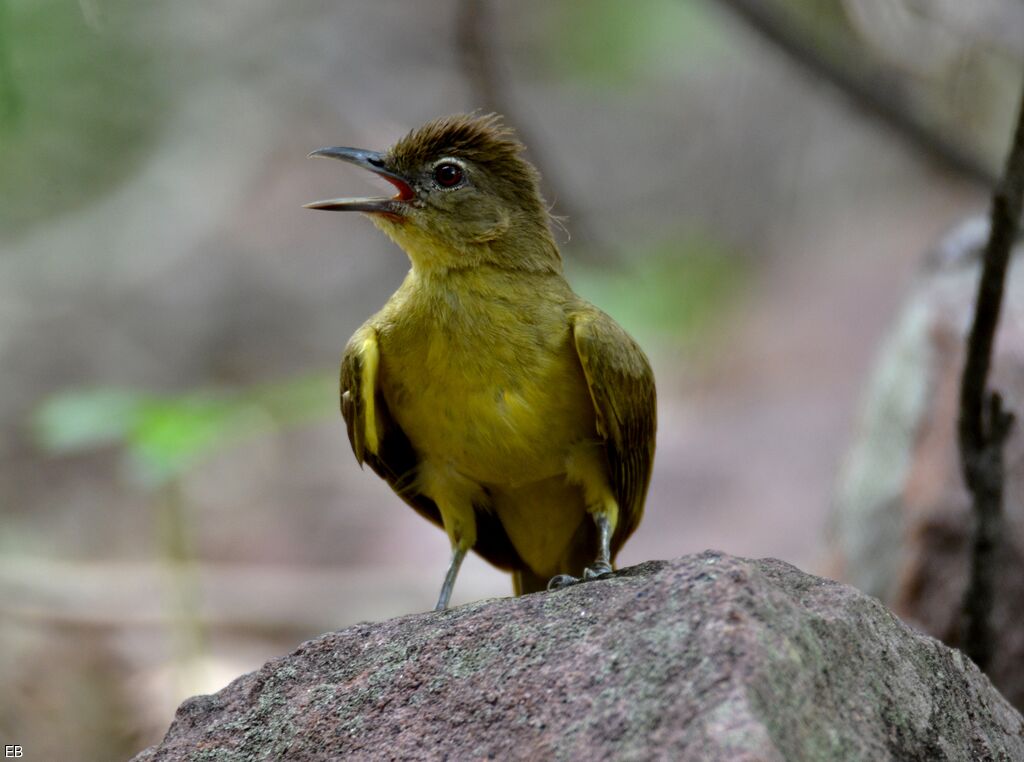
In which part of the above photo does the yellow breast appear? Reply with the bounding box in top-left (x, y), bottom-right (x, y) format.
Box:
top-left (375, 270), bottom-right (595, 486)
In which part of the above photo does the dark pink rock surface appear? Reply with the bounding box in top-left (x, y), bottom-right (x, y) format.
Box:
top-left (135, 553), bottom-right (1024, 761)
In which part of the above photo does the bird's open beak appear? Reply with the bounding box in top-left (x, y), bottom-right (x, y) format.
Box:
top-left (304, 147), bottom-right (415, 217)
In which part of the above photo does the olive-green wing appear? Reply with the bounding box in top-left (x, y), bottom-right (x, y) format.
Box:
top-left (340, 324), bottom-right (522, 571)
top-left (571, 309), bottom-right (657, 557)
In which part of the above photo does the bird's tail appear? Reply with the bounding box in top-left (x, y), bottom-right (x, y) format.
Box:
top-left (512, 567), bottom-right (549, 596)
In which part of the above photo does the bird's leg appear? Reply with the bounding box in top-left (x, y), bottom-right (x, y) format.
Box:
top-left (435, 544), bottom-right (468, 611)
top-left (547, 513), bottom-right (615, 590)
top-left (583, 513), bottom-right (613, 579)
top-left (418, 462), bottom-right (480, 611)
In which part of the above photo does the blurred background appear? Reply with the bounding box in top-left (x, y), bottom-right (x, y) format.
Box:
top-left (1, 0), bottom-right (1023, 757)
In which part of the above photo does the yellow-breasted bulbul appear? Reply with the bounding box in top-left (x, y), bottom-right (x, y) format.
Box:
top-left (306, 114), bottom-right (656, 609)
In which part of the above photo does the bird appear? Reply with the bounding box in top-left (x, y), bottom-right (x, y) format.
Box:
top-left (305, 114), bottom-right (656, 610)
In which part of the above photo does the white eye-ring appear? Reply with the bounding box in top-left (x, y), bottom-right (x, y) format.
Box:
top-left (432, 158), bottom-right (467, 189)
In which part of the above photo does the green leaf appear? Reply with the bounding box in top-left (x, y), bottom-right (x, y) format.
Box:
top-left (126, 396), bottom-right (247, 486)
top-left (32, 373), bottom-right (336, 488)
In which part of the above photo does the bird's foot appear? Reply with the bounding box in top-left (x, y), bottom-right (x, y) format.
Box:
top-left (546, 562), bottom-right (613, 591)
top-left (547, 574), bottom-right (578, 591)
top-left (583, 560), bottom-right (613, 580)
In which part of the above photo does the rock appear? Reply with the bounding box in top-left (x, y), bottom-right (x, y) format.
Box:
top-left (134, 553), bottom-right (1023, 761)
top-left (830, 216), bottom-right (1024, 710)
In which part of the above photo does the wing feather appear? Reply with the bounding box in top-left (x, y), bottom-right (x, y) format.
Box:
top-left (571, 310), bottom-right (657, 556)
top-left (340, 323), bottom-right (523, 571)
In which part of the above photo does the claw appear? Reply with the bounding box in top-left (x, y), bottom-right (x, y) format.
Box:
top-left (547, 574), bottom-right (578, 591)
top-left (583, 561), bottom-right (613, 580)
top-left (544, 513), bottom-right (615, 593)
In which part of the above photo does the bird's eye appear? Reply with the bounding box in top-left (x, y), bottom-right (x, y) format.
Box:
top-left (433, 162), bottom-right (464, 188)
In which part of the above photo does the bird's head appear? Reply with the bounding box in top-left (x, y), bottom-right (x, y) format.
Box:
top-left (306, 114), bottom-right (560, 273)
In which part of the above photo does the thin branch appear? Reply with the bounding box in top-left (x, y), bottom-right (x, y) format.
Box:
top-left (714, 0), bottom-right (998, 188)
top-left (957, 74), bottom-right (1024, 671)
top-left (455, 0), bottom-right (606, 257)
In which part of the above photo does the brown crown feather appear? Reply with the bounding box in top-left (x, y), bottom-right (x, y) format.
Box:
top-left (386, 113), bottom-right (541, 191)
